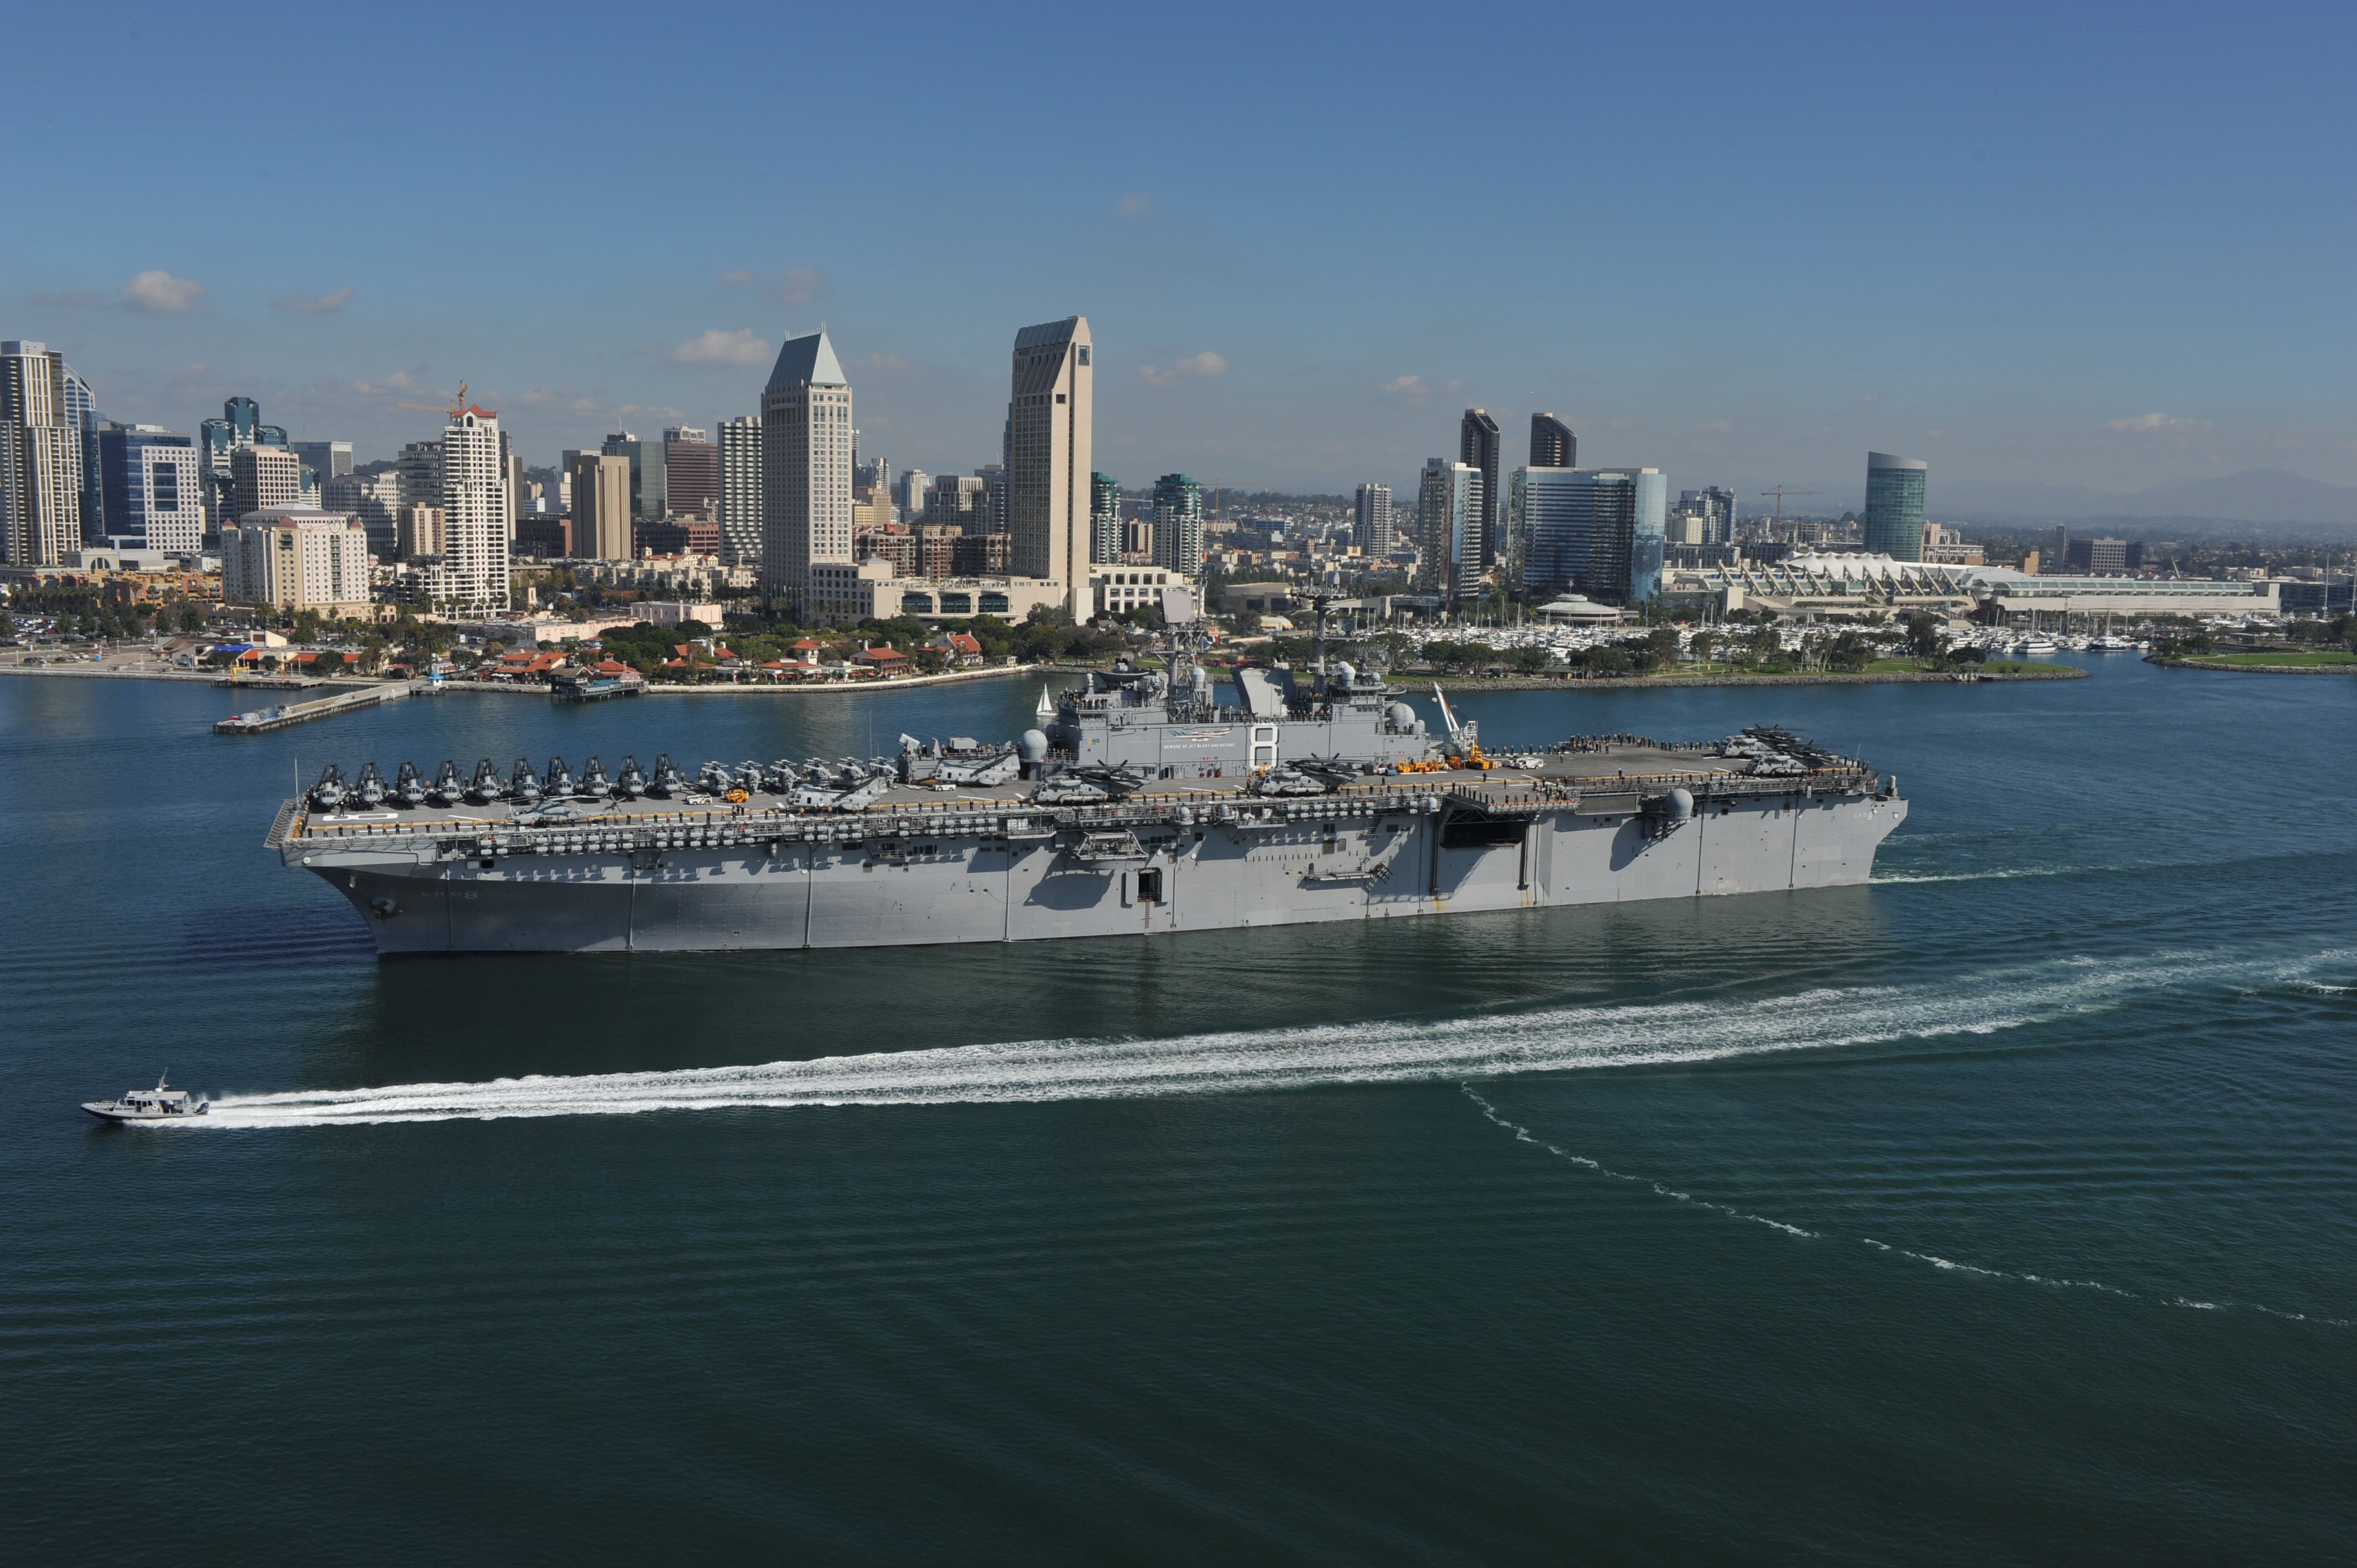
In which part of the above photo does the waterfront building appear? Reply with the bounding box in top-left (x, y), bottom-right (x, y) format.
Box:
top-left (1007, 316), bottom-right (1094, 615)
top-left (1090, 471), bottom-right (1121, 564)
top-left (220, 504), bottom-right (373, 613)
top-left (1354, 482), bottom-right (1394, 556)
top-left (568, 451), bottom-right (632, 560)
top-left (1, 342), bottom-right (86, 565)
top-left (1511, 466), bottom-right (1666, 604)
top-left (663, 426), bottom-right (720, 519)
top-left (231, 445), bottom-right (304, 519)
top-left (1529, 412), bottom-right (1576, 470)
top-left (1656, 550), bottom-right (2279, 621)
top-left (440, 405), bottom-right (511, 614)
top-left (761, 329), bottom-right (860, 621)
top-left (1863, 452), bottom-right (1928, 561)
top-left (1418, 458), bottom-right (1482, 604)
top-left (1460, 408), bottom-right (1501, 565)
top-left (95, 423), bottom-right (204, 553)
top-left (717, 415), bottom-right (763, 565)
top-left (323, 469), bottom-right (400, 558)
top-left (1151, 472), bottom-right (1205, 577)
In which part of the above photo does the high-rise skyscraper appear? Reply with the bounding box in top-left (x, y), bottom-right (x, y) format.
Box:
top-left (199, 396), bottom-right (292, 537)
top-left (897, 467), bottom-right (930, 520)
top-left (231, 445), bottom-right (304, 519)
top-left (1007, 316), bottom-right (1094, 614)
top-left (397, 439), bottom-right (444, 510)
top-left (1152, 473), bottom-right (1205, 576)
top-left (1354, 482), bottom-right (1394, 556)
top-left (1512, 467), bottom-right (1666, 603)
top-left (928, 474), bottom-right (985, 530)
top-left (441, 403), bottom-right (511, 613)
top-left (717, 416), bottom-right (764, 565)
top-left (664, 426), bottom-right (720, 519)
top-left (1459, 408), bottom-right (1501, 566)
top-left (1419, 460), bottom-right (1482, 604)
top-left (1089, 471), bottom-right (1121, 564)
top-left (1864, 452), bottom-right (1929, 561)
top-left (599, 431), bottom-right (666, 523)
top-left (761, 330), bottom-right (857, 620)
top-left (96, 423), bottom-right (204, 553)
top-left (1673, 486), bottom-right (1737, 545)
top-left (569, 451), bottom-right (632, 560)
top-left (323, 468), bottom-right (401, 558)
top-left (1530, 412), bottom-right (1576, 469)
top-left (1, 341), bottom-right (86, 565)
top-left (292, 440), bottom-right (352, 496)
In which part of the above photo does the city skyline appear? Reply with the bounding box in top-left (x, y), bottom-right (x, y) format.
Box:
top-left (7, 4), bottom-right (2355, 503)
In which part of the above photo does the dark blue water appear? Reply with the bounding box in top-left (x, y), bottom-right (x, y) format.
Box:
top-left (4, 662), bottom-right (2353, 1564)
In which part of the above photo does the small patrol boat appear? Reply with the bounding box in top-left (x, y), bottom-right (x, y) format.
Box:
top-left (84, 1075), bottom-right (209, 1123)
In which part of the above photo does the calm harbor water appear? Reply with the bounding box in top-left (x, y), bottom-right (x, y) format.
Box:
top-left (3, 660), bottom-right (2353, 1564)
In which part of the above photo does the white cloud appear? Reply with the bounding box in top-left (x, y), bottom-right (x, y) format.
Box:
top-left (717, 270), bottom-right (756, 285)
top-left (669, 328), bottom-right (771, 365)
top-left (2103, 411), bottom-right (2211, 436)
top-left (276, 286), bottom-right (354, 314)
top-left (120, 270), bottom-right (206, 312)
top-left (1138, 351), bottom-right (1228, 388)
top-left (1115, 193), bottom-right (1161, 218)
top-left (1694, 419), bottom-right (1733, 436)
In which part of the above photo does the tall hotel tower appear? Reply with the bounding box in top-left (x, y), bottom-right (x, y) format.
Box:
top-left (1007, 316), bottom-right (1093, 617)
top-left (442, 403), bottom-right (511, 613)
top-left (762, 331), bottom-right (857, 620)
top-left (1, 341), bottom-right (87, 566)
top-left (1863, 451), bottom-right (1929, 562)
top-left (717, 415), bottom-right (764, 566)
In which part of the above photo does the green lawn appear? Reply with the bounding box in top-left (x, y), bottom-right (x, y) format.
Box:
top-left (2180, 649), bottom-right (2357, 668)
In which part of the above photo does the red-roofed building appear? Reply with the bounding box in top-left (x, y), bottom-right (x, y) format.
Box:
top-left (934, 631), bottom-right (985, 666)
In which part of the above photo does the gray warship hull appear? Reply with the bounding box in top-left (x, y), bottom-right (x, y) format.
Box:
top-left (274, 762), bottom-right (1906, 957)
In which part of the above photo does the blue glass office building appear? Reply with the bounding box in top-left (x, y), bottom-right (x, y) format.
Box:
top-left (97, 424), bottom-right (204, 553)
top-left (1512, 466), bottom-right (1666, 604)
top-left (1864, 451), bottom-right (1928, 561)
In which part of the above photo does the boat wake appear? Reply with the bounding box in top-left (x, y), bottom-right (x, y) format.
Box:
top-left (189, 948), bottom-right (2348, 1129)
top-left (1463, 1086), bottom-right (2354, 1329)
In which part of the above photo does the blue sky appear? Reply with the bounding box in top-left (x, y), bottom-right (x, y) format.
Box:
top-left (5, 1), bottom-right (2352, 506)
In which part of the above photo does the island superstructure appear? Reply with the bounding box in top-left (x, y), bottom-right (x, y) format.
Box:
top-left (270, 592), bottom-right (1907, 956)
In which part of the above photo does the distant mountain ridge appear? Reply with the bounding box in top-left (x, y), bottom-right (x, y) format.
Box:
top-left (1937, 467), bottom-right (2357, 525)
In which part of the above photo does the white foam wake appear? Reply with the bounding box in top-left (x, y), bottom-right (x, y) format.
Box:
top-left (186, 948), bottom-right (2341, 1129)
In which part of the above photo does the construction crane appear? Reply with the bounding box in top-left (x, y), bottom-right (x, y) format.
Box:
top-left (393, 380), bottom-right (469, 418)
top-left (1759, 487), bottom-right (1821, 529)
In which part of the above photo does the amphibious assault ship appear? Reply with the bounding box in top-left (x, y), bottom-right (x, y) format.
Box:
top-left (269, 593), bottom-right (1907, 955)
